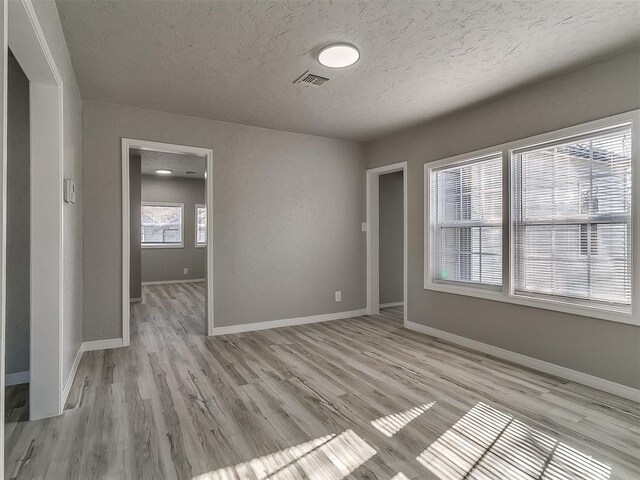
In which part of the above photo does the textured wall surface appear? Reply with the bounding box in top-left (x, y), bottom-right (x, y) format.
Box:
top-left (141, 175), bottom-right (206, 283)
top-left (378, 171), bottom-right (403, 305)
top-left (82, 101), bottom-right (366, 340)
top-left (31, 0), bottom-right (84, 390)
top-left (129, 155), bottom-right (141, 299)
top-left (56, 1), bottom-right (640, 140)
top-left (366, 49), bottom-right (640, 388)
top-left (6, 55), bottom-right (30, 375)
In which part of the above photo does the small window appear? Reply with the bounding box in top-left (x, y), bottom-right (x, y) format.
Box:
top-left (195, 204), bottom-right (206, 247)
top-left (430, 153), bottom-right (503, 288)
top-left (512, 125), bottom-right (632, 310)
top-left (141, 203), bottom-right (184, 248)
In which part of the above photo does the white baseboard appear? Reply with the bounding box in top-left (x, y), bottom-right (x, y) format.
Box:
top-left (5, 371), bottom-right (30, 386)
top-left (141, 279), bottom-right (205, 286)
top-left (211, 308), bottom-right (368, 336)
top-left (380, 302), bottom-right (404, 308)
top-left (62, 346), bottom-right (84, 406)
top-left (405, 321), bottom-right (640, 403)
top-left (129, 297), bottom-right (142, 303)
top-left (81, 338), bottom-right (124, 352)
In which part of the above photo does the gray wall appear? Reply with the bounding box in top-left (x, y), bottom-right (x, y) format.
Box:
top-left (2, 2), bottom-right (83, 388)
top-left (32, 0), bottom-right (84, 393)
top-left (82, 100), bottom-right (366, 340)
top-left (129, 154), bottom-right (141, 299)
top-left (6, 54), bottom-right (30, 376)
top-left (366, 48), bottom-right (640, 389)
top-left (141, 174), bottom-right (205, 283)
top-left (379, 171), bottom-right (403, 305)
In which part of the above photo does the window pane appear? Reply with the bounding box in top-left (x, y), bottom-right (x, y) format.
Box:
top-left (141, 204), bottom-right (183, 245)
top-left (514, 126), bottom-right (632, 307)
top-left (431, 154), bottom-right (502, 286)
top-left (196, 206), bottom-right (206, 245)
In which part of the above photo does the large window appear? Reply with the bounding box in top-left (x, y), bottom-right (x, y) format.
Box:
top-left (513, 126), bottom-right (632, 310)
top-left (425, 113), bottom-right (638, 324)
top-left (195, 204), bottom-right (206, 247)
top-left (141, 202), bottom-right (184, 248)
top-left (430, 153), bottom-right (502, 287)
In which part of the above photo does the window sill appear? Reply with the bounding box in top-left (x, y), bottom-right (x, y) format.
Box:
top-left (195, 244), bottom-right (206, 248)
top-left (424, 281), bottom-right (637, 326)
top-left (142, 244), bottom-right (184, 249)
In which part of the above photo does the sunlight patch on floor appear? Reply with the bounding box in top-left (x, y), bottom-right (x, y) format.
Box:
top-left (192, 429), bottom-right (377, 480)
top-left (417, 402), bottom-right (612, 480)
top-left (389, 473), bottom-right (411, 480)
top-left (371, 402), bottom-right (435, 437)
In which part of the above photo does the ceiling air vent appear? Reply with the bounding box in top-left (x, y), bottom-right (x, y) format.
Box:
top-left (293, 70), bottom-right (329, 87)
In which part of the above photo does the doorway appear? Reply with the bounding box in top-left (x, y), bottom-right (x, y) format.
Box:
top-left (122, 139), bottom-right (214, 343)
top-left (366, 162), bottom-right (407, 325)
top-left (5, 0), bottom-right (65, 426)
top-left (5, 49), bottom-right (31, 427)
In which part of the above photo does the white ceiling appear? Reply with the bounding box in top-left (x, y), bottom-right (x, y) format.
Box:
top-left (135, 149), bottom-right (206, 179)
top-left (57, 0), bottom-right (640, 141)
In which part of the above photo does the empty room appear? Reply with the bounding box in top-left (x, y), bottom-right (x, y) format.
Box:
top-left (0, 1), bottom-right (639, 479)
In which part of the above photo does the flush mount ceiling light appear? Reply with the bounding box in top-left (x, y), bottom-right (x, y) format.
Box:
top-left (155, 169), bottom-right (172, 175)
top-left (317, 43), bottom-right (360, 68)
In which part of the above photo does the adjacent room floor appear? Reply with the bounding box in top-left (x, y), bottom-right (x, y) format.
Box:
top-left (4, 283), bottom-right (639, 479)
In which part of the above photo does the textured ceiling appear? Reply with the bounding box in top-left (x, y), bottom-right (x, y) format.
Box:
top-left (56, 0), bottom-right (640, 141)
top-left (135, 150), bottom-right (206, 179)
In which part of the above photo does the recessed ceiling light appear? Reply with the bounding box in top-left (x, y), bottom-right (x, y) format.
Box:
top-left (318, 43), bottom-right (360, 68)
top-left (155, 169), bottom-right (172, 175)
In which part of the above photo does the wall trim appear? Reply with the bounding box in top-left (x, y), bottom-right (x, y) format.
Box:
top-left (380, 302), bottom-right (404, 308)
top-left (211, 308), bottom-right (367, 336)
top-left (405, 321), bottom-right (640, 402)
top-left (61, 345), bottom-right (83, 407)
top-left (141, 279), bottom-right (205, 286)
top-left (81, 338), bottom-right (124, 352)
top-left (5, 371), bottom-right (30, 386)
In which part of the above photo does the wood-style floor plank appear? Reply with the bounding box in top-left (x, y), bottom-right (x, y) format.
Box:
top-left (5, 284), bottom-right (639, 479)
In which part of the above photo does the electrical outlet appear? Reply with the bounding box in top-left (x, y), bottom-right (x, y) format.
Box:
top-left (361, 222), bottom-right (367, 232)
top-left (335, 291), bottom-right (342, 302)
top-left (183, 268), bottom-right (188, 275)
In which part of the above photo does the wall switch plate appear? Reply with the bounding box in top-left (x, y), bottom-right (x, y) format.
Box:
top-left (183, 268), bottom-right (189, 275)
top-left (335, 291), bottom-right (342, 302)
top-left (64, 178), bottom-right (76, 204)
top-left (361, 222), bottom-right (367, 232)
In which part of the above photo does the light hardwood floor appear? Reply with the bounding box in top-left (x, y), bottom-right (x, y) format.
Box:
top-left (5, 283), bottom-right (640, 479)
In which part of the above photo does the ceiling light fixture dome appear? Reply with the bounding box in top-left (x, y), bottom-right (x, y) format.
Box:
top-left (155, 169), bottom-right (172, 175)
top-left (317, 43), bottom-right (360, 68)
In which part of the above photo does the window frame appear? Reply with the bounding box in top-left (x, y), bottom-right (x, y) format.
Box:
top-left (141, 201), bottom-right (185, 249)
top-left (424, 110), bottom-right (639, 325)
top-left (195, 203), bottom-right (206, 248)
top-left (427, 151), bottom-right (504, 292)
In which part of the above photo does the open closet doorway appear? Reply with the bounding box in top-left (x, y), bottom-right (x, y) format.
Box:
top-left (122, 140), bottom-right (214, 345)
top-left (5, 49), bottom-right (31, 427)
top-left (366, 162), bottom-right (407, 325)
top-left (5, 0), bottom-right (66, 429)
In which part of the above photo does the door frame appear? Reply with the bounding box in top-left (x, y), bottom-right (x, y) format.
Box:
top-left (6, 0), bottom-right (65, 424)
top-left (121, 138), bottom-right (214, 343)
top-left (366, 161), bottom-right (407, 326)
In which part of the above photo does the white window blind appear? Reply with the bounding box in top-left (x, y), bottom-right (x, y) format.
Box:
top-left (196, 205), bottom-right (206, 246)
top-left (141, 203), bottom-right (183, 246)
top-left (513, 125), bottom-right (632, 310)
top-left (431, 154), bottom-right (503, 287)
